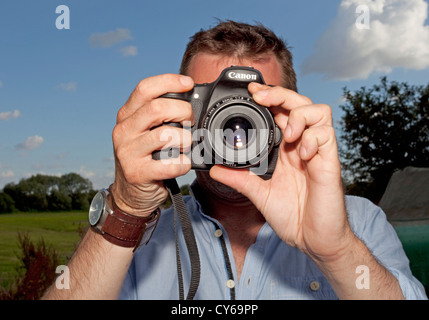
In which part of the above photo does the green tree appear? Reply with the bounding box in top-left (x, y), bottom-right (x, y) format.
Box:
top-left (59, 173), bottom-right (93, 210)
top-left (0, 192), bottom-right (15, 213)
top-left (2, 173), bottom-right (95, 212)
top-left (339, 77), bottom-right (429, 202)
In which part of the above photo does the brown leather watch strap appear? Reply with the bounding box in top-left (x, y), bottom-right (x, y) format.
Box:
top-left (100, 190), bottom-right (160, 249)
top-left (101, 211), bottom-right (147, 247)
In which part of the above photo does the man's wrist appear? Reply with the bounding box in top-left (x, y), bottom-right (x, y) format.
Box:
top-left (109, 184), bottom-right (158, 218)
top-left (89, 186), bottom-right (161, 250)
top-left (308, 228), bottom-right (360, 275)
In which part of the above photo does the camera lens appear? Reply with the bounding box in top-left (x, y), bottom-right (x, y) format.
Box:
top-left (204, 96), bottom-right (276, 169)
top-left (223, 116), bottom-right (253, 149)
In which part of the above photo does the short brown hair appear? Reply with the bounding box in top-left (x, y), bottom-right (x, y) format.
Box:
top-left (180, 20), bottom-right (297, 91)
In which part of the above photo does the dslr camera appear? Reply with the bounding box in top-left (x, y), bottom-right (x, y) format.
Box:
top-left (153, 66), bottom-right (282, 175)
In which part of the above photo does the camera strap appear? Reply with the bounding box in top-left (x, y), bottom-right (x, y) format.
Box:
top-left (164, 178), bottom-right (201, 300)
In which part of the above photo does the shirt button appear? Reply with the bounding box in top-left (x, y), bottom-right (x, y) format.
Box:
top-left (214, 229), bottom-right (223, 238)
top-left (309, 281), bottom-right (320, 291)
top-left (226, 279), bottom-right (235, 289)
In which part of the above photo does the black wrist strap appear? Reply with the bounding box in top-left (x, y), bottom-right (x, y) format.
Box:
top-left (164, 178), bottom-right (200, 300)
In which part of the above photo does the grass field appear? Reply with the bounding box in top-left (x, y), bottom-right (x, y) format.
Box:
top-left (0, 211), bottom-right (87, 287)
top-left (0, 211), bottom-right (427, 295)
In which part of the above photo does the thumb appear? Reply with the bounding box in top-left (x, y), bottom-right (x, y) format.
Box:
top-left (209, 165), bottom-right (269, 211)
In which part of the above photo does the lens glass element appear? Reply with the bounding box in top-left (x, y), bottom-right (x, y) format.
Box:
top-left (223, 116), bottom-right (253, 149)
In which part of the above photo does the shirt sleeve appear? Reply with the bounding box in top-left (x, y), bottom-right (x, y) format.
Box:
top-left (346, 196), bottom-right (427, 300)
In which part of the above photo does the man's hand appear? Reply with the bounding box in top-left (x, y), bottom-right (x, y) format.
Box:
top-left (111, 74), bottom-right (195, 216)
top-left (209, 83), bottom-right (354, 262)
top-left (209, 83), bottom-right (405, 299)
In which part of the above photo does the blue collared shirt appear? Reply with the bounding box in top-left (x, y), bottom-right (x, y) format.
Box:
top-left (119, 185), bottom-right (427, 300)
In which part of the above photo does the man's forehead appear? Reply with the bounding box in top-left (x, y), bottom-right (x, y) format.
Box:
top-left (187, 53), bottom-right (283, 86)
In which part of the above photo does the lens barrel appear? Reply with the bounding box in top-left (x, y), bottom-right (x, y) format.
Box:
top-left (203, 96), bottom-right (275, 168)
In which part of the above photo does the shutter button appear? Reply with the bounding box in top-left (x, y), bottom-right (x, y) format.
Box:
top-left (309, 281), bottom-right (320, 291)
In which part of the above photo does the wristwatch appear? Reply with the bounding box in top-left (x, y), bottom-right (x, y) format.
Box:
top-left (88, 188), bottom-right (160, 250)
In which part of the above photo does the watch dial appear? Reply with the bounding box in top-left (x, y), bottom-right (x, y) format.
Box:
top-left (89, 191), bottom-right (104, 226)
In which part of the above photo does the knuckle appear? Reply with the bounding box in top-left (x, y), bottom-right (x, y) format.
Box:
top-left (112, 121), bottom-right (129, 144)
top-left (319, 103), bottom-right (332, 115)
top-left (325, 125), bottom-right (336, 137)
top-left (112, 123), bottom-right (122, 141)
top-left (302, 95), bottom-right (313, 105)
top-left (149, 99), bottom-right (165, 118)
top-left (135, 79), bottom-right (149, 96)
top-left (114, 143), bottom-right (127, 162)
top-left (116, 107), bottom-right (127, 123)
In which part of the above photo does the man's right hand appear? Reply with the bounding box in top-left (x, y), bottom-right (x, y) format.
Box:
top-left (110, 74), bottom-right (195, 217)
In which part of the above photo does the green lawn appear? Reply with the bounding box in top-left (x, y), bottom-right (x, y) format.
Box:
top-left (1, 211), bottom-right (427, 295)
top-left (0, 211), bottom-right (87, 287)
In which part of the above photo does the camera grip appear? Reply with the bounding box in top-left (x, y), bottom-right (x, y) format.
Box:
top-left (159, 91), bottom-right (194, 102)
top-left (152, 91), bottom-right (195, 161)
top-left (151, 122), bottom-right (183, 161)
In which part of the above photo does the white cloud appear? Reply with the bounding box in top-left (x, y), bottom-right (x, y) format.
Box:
top-left (57, 81), bottom-right (77, 92)
top-left (78, 165), bottom-right (95, 179)
top-left (89, 28), bottom-right (133, 48)
top-left (16, 135), bottom-right (44, 151)
top-left (120, 45), bottom-right (138, 57)
top-left (0, 170), bottom-right (14, 178)
top-left (0, 109), bottom-right (20, 121)
top-left (302, 0), bottom-right (429, 80)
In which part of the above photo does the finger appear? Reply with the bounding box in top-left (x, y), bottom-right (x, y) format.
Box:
top-left (115, 131), bottom-right (192, 184)
top-left (117, 153), bottom-right (192, 184)
top-left (148, 126), bottom-right (193, 154)
top-left (299, 125), bottom-right (338, 163)
top-left (115, 98), bottom-right (194, 138)
top-left (115, 126), bottom-right (193, 161)
top-left (117, 74), bottom-right (194, 123)
top-left (150, 154), bottom-right (192, 181)
top-left (298, 125), bottom-right (342, 190)
top-left (284, 104), bottom-right (333, 143)
top-left (249, 82), bottom-right (313, 110)
top-left (209, 165), bottom-right (269, 212)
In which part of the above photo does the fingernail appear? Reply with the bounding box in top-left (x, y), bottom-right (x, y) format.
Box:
top-left (180, 76), bottom-right (193, 87)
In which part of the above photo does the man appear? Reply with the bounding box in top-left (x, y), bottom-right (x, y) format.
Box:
top-left (43, 21), bottom-right (427, 300)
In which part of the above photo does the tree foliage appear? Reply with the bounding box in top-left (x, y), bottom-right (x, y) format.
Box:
top-left (1, 173), bottom-right (96, 213)
top-left (339, 77), bottom-right (429, 202)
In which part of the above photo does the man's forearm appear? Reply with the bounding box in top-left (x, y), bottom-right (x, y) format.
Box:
top-left (314, 235), bottom-right (404, 300)
top-left (42, 229), bottom-right (134, 300)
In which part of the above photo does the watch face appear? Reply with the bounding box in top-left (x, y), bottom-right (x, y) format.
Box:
top-left (89, 191), bottom-right (105, 226)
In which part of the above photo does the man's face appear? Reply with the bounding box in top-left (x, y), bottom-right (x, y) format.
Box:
top-left (186, 52), bottom-right (284, 204)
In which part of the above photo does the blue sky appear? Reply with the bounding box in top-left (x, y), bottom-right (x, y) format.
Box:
top-left (1, 0), bottom-right (429, 190)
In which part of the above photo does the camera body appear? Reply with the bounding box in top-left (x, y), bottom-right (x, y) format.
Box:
top-left (153, 66), bottom-right (282, 175)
